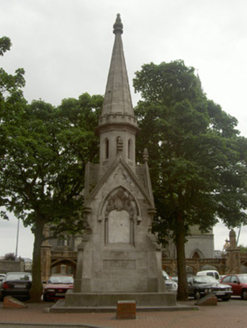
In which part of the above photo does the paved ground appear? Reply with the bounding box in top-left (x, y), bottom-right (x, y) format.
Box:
top-left (0, 297), bottom-right (246, 328)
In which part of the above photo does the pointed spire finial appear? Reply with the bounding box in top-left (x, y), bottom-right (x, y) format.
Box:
top-left (113, 13), bottom-right (123, 34)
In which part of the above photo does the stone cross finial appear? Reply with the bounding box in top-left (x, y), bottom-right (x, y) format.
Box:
top-left (113, 13), bottom-right (123, 34)
top-left (143, 148), bottom-right (149, 162)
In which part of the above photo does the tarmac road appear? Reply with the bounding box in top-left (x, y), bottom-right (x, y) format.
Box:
top-left (0, 297), bottom-right (246, 328)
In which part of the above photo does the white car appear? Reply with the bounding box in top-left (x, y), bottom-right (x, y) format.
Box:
top-left (0, 274), bottom-right (5, 284)
top-left (162, 270), bottom-right (178, 292)
top-left (196, 270), bottom-right (220, 280)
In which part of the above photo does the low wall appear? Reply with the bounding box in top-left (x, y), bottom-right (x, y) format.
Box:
top-left (0, 259), bottom-right (25, 274)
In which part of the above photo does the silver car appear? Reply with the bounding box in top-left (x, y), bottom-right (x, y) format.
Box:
top-left (188, 275), bottom-right (232, 300)
top-left (162, 270), bottom-right (178, 292)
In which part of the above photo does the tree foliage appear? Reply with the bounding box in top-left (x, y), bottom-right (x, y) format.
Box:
top-left (133, 60), bottom-right (247, 300)
top-left (0, 95), bottom-right (102, 301)
top-left (239, 244), bottom-right (247, 254)
top-left (4, 252), bottom-right (15, 260)
top-left (0, 37), bottom-right (103, 301)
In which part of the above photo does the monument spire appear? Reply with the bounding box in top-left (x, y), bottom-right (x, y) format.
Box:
top-left (97, 14), bottom-right (139, 173)
top-left (101, 13), bottom-right (134, 118)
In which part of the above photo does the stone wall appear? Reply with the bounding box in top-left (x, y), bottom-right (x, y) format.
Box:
top-left (0, 259), bottom-right (25, 274)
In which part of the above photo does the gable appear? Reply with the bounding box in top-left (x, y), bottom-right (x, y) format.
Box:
top-left (84, 157), bottom-right (155, 210)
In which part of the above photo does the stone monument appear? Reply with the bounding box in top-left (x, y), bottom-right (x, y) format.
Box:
top-left (52, 14), bottom-right (176, 311)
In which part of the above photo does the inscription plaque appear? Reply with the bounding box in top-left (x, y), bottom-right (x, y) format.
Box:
top-left (103, 260), bottom-right (136, 270)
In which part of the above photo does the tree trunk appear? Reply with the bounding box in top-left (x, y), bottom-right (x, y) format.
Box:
top-left (29, 220), bottom-right (44, 302)
top-left (176, 212), bottom-right (188, 301)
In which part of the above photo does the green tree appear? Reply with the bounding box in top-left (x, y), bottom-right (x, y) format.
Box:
top-left (4, 253), bottom-right (15, 260)
top-left (239, 244), bottom-right (247, 254)
top-left (0, 37), bottom-right (103, 302)
top-left (0, 36), bottom-right (11, 56)
top-left (0, 94), bottom-right (102, 301)
top-left (133, 60), bottom-right (247, 300)
top-left (0, 37), bottom-right (26, 162)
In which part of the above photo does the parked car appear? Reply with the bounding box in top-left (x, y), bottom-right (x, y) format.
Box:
top-left (0, 274), bottom-right (6, 284)
top-left (43, 274), bottom-right (74, 302)
top-left (0, 272), bottom-right (32, 301)
top-left (170, 276), bottom-right (178, 283)
top-left (196, 270), bottom-right (220, 280)
top-left (220, 274), bottom-right (247, 300)
top-left (187, 275), bottom-right (232, 300)
top-left (162, 271), bottom-right (178, 292)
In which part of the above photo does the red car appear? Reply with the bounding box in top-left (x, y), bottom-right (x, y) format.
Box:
top-left (220, 274), bottom-right (247, 300)
top-left (43, 274), bottom-right (74, 302)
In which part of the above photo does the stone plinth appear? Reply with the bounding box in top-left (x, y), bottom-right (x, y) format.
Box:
top-left (65, 291), bottom-right (176, 307)
top-left (50, 290), bottom-right (177, 313)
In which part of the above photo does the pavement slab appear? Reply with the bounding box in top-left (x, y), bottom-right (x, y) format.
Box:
top-left (0, 298), bottom-right (246, 328)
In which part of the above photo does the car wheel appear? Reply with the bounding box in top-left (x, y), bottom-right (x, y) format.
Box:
top-left (43, 294), bottom-right (49, 302)
top-left (241, 289), bottom-right (247, 300)
top-left (221, 296), bottom-right (230, 301)
top-left (194, 290), bottom-right (201, 300)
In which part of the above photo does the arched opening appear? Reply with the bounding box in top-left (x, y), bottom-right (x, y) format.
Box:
top-left (50, 259), bottom-right (76, 277)
top-left (105, 138), bottom-right (109, 159)
top-left (128, 139), bottom-right (132, 159)
top-left (192, 251), bottom-right (201, 259)
top-left (190, 249), bottom-right (204, 259)
top-left (104, 187), bottom-right (139, 246)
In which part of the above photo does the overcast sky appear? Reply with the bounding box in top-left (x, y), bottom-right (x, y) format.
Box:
top-left (1, 0), bottom-right (247, 258)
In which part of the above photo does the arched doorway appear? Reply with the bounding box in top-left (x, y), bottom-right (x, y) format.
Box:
top-left (50, 259), bottom-right (76, 277)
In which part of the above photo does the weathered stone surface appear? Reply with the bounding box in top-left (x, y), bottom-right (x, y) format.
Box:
top-left (61, 14), bottom-right (176, 311)
top-left (71, 14), bottom-right (165, 298)
top-left (65, 291), bottom-right (176, 307)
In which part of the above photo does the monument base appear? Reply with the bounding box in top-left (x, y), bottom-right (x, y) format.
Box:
top-left (49, 290), bottom-right (198, 313)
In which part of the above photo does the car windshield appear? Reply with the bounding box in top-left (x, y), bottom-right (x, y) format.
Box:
top-left (193, 276), bottom-right (217, 284)
top-left (239, 275), bottom-right (247, 283)
top-left (48, 275), bottom-right (73, 284)
top-left (6, 273), bottom-right (32, 281)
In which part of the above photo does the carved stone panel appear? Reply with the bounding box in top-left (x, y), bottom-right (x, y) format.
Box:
top-left (108, 210), bottom-right (130, 243)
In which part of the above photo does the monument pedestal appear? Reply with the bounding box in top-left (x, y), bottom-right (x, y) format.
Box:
top-left (50, 290), bottom-right (179, 313)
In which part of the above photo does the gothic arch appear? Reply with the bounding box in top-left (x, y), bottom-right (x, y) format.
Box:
top-left (128, 138), bottom-right (132, 159)
top-left (101, 186), bottom-right (140, 245)
top-left (99, 186), bottom-right (140, 218)
top-left (104, 138), bottom-right (109, 159)
top-left (190, 249), bottom-right (204, 259)
top-left (50, 258), bottom-right (77, 276)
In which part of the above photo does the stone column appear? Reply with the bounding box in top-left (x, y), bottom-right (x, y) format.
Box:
top-left (226, 229), bottom-right (241, 274)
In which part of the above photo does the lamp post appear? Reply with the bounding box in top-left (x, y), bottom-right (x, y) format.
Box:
top-left (15, 218), bottom-right (20, 259)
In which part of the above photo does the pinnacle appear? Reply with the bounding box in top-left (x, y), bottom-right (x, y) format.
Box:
top-left (113, 13), bottom-right (123, 34)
